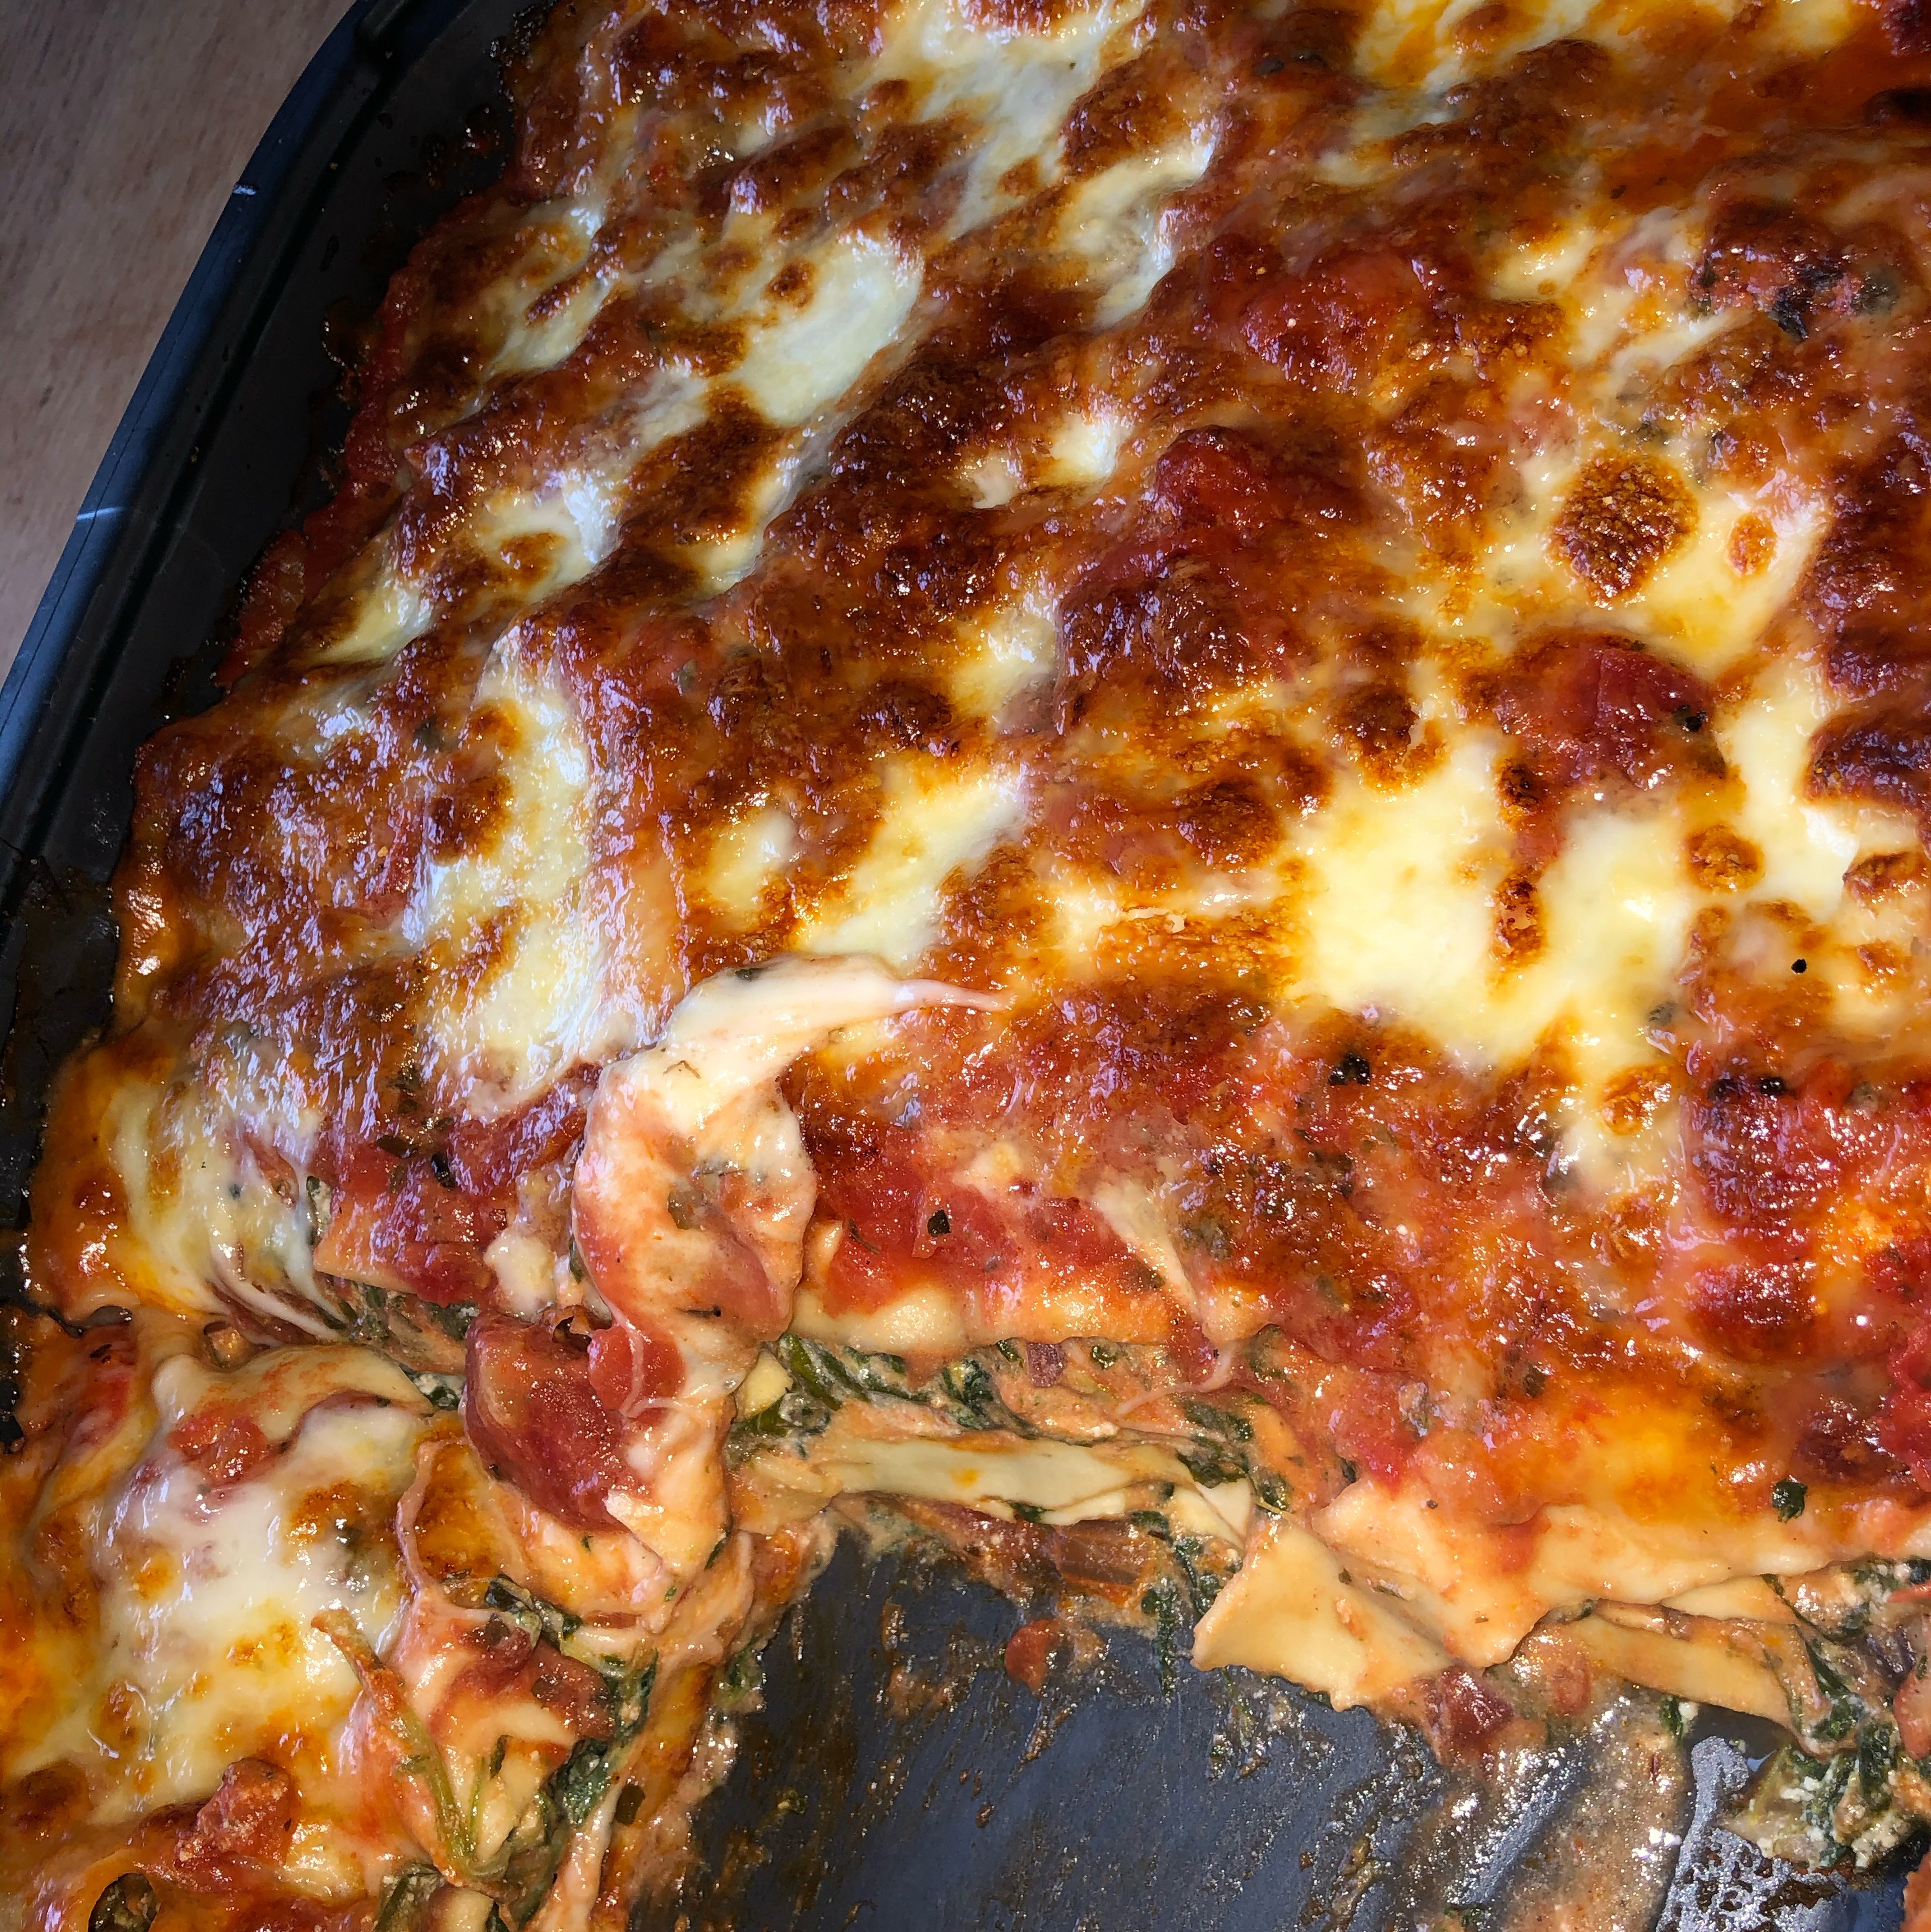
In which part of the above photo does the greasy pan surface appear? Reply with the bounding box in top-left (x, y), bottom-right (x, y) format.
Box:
top-left (683, 1538), bottom-right (1914, 1930)
top-left (0, 1), bottom-right (1911, 1926)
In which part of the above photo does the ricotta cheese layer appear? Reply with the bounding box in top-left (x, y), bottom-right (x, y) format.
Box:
top-left (16, 0), bottom-right (1931, 1921)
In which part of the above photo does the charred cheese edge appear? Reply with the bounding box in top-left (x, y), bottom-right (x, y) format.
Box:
top-left (18, 0), bottom-right (1931, 1921)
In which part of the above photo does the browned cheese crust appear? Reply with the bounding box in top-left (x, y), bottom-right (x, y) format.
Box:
top-left (16, 0), bottom-right (1931, 1922)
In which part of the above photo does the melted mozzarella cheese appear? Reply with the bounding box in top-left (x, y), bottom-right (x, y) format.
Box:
top-left (1720, 657), bottom-right (1870, 918)
top-left (480, 206), bottom-right (616, 382)
top-left (1346, 0), bottom-right (1559, 90)
top-left (15, 1348), bottom-right (430, 1821)
top-left (473, 475), bottom-right (626, 594)
top-left (302, 0), bottom-right (1183, 687)
top-left (315, 554), bottom-right (436, 668)
top-left (413, 654), bottom-right (635, 1115)
top-left (1625, 494), bottom-right (1823, 680)
top-left (1043, 406), bottom-right (1130, 488)
top-left (1292, 733), bottom-right (1515, 1050)
top-left (949, 587), bottom-right (1062, 719)
top-left (703, 803), bottom-right (801, 928)
top-left (1349, 0), bottom-right (1853, 93)
top-left (1056, 137), bottom-right (1216, 327)
top-left (734, 234), bottom-right (924, 427)
top-left (637, 952), bottom-right (997, 1148)
top-left (1434, 430), bottom-right (1825, 683)
top-left (800, 758), bottom-right (1028, 966)
top-left (105, 1078), bottom-right (326, 1333)
top-left (876, 0), bottom-right (1144, 233)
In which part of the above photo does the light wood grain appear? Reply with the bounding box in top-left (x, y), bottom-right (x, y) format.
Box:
top-left (0, 0), bottom-right (355, 680)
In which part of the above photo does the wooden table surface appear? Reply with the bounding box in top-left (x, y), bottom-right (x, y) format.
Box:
top-left (0, 0), bottom-right (355, 682)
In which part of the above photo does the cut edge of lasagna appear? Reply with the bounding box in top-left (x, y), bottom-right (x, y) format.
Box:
top-left (14, 0), bottom-right (1931, 1922)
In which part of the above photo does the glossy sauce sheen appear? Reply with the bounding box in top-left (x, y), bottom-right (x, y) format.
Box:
top-left (15, 0), bottom-right (1931, 1920)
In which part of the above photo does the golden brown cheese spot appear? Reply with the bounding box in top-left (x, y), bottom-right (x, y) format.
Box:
top-left (1550, 454), bottom-right (1697, 602)
top-left (958, 0), bottom-right (1083, 35)
top-left (768, 259), bottom-right (816, 307)
top-left (1844, 847), bottom-right (1927, 900)
top-left (427, 759), bottom-right (514, 867)
top-left (1683, 823), bottom-right (1763, 893)
top-left (1494, 757), bottom-right (1539, 822)
top-left (1727, 512), bottom-right (1777, 577)
top-left (708, 124), bottom-right (857, 219)
top-left (1598, 1064), bottom-right (1673, 1136)
top-left (498, 528), bottom-right (567, 587)
top-left (855, 678), bottom-right (961, 757)
top-left (1491, 869), bottom-right (1544, 967)
top-left (33, 1509), bottom-right (99, 1629)
top-left (627, 396), bottom-right (782, 555)
top-left (132, 1550), bottom-right (180, 1603)
top-left (1368, 380), bottom-right (1506, 552)
top-left (524, 265), bottom-right (594, 331)
top-left (1060, 46), bottom-right (1189, 177)
top-left (225, 1624), bottom-right (307, 1670)
top-left (1452, 1), bottom-right (1518, 57)
top-left (649, 320), bottom-right (751, 381)
top-left (1000, 156), bottom-right (1044, 200)
top-left (446, 904), bottom-right (525, 1002)
top-left (1857, 940), bottom-right (1912, 988)
top-left (1806, 697), bottom-right (1931, 826)
top-left (1453, 298), bottom-right (1561, 373)
top-left (1335, 683), bottom-right (1437, 788)
top-left (1172, 777), bottom-right (1280, 868)
top-left (405, 1437), bottom-right (518, 1600)
top-left (931, 842), bottom-right (1046, 980)
top-left (284, 1481), bottom-right (365, 1551)
top-left (98, 1679), bottom-right (146, 1754)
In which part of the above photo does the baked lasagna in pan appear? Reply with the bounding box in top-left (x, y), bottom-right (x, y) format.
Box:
top-left (12, 0), bottom-right (1931, 1921)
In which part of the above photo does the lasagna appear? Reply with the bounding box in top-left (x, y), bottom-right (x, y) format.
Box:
top-left (11, 0), bottom-right (1931, 1921)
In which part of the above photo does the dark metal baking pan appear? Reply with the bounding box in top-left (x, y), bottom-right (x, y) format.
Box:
top-left (0, 4), bottom-right (1910, 1926)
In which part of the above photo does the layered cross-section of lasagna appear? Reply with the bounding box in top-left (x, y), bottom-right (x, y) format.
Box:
top-left (15, 0), bottom-right (1931, 1922)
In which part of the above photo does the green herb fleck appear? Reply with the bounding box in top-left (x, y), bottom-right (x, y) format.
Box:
top-left (1141, 1579), bottom-right (1184, 1696)
top-left (1803, 1641), bottom-right (1864, 1743)
top-left (552, 1737), bottom-right (615, 1827)
top-left (88, 1877), bottom-right (158, 1932)
top-left (1178, 1444), bottom-right (1246, 1488)
top-left (484, 1577), bottom-right (581, 1652)
top-left (719, 1645), bottom-right (764, 1708)
top-left (425, 1300), bottom-right (479, 1342)
top-left (406, 1369), bottom-right (462, 1411)
top-left (1859, 1720), bottom-right (1898, 1802)
top-left (1181, 1398), bottom-right (1253, 1443)
top-left (1251, 1469), bottom-right (1291, 1512)
top-left (373, 1867), bottom-right (441, 1932)
top-left (1173, 1534), bottom-right (1226, 1620)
